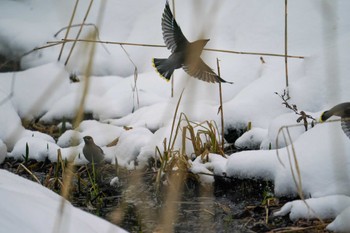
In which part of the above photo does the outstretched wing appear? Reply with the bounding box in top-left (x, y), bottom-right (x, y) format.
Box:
top-left (341, 117), bottom-right (350, 139)
top-left (183, 59), bottom-right (232, 83)
top-left (162, 1), bottom-right (189, 52)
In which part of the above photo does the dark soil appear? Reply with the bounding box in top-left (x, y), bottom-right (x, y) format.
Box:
top-left (0, 54), bottom-right (20, 72)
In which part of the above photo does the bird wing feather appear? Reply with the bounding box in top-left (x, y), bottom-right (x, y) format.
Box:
top-left (98, 146), bottom-right (104, 155)
top-left (183, 59), bottom-right (229, 83)
top-left (341, 117), bottom-right (350, 139)
top-left (162, 1), bottom-right (189, 52)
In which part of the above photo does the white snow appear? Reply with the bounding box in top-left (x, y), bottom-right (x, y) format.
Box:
top-left (274, 195), bottom-right (350, 232)
top-left (0, 0), bottom-right (349, 231)
top-left (113, 127), bottom-right (153, 169)
top-left (0, 169), bottom-right (127, 233)
top-left (274, 195), bottom-right (350, 221)
top-left (0, 140), bottom-right (7, 164)
top-left (9, 136), bottom-right (60, 161)
top-left (191, 153), bottom-right (228, 184)
top-left (260, 112), bottom-right (307, 150)
top-left (327, 206), bottom-right (350, 232)
top-left (235, 127), bottom-right (267, 150)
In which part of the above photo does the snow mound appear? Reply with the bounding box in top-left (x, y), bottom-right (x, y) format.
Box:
top-left (0, 169), bottom-right (127, 233)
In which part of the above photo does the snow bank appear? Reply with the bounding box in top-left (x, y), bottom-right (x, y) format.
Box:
top-left (0, 169), bottom-right (127, 233)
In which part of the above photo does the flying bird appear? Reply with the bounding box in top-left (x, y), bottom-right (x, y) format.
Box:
top-left (152, 1), bottom-right (232, 84)
top-left (320, 102), bottom-right (350, 139)
top-left (82, 136), bottom-right (105, 164)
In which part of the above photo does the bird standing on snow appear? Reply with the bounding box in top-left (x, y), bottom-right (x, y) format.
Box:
top-left (320, 102), bottom-right (350, 139)
top-left (152, 1), bottom-right (232, 84)
top-left (82, 136), bottom-right (105, 164)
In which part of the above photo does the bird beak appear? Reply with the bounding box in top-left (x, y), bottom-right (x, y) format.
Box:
top-left (319, 112), bottom-right (326, 123)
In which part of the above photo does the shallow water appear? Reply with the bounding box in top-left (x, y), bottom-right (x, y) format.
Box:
top-left (77, 170), bottom-right (271, 233)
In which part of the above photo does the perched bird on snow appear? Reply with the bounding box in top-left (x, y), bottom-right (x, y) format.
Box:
top-left (82, 136), bottom-right (105, 164)
top-left (320, 102), bottom-right (350, 139)
top-left (152, 1), bottom-right (232, 84)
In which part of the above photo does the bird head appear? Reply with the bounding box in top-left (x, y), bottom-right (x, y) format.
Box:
top-left (83, 136), bottom-right (94, 145)
top-left (320, 111), bottom-right (330, 122)
top-left (196, 39), bottom-right (210, 48)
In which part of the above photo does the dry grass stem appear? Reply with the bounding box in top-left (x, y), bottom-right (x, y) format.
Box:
top-left (58, 0), bottom-right (80, 61)
top-left (64, 0), bottom-right (94, 65)
top-left (284, 0), bottom-right (290, 98)
top-left (46, 39), bottom-right (305, 59)
top-left (55, 23), bottom-right (110, 55)
top-left (216, 58), bottom-right (225, 150)
top-left (276, 124), bottom-right (326, 225)
top-left (120, 44), bottom-right (139, 110)
top-left (158, 170), bottom-right (186, 233)
top-left (18, 163), bottom-right (41, 184)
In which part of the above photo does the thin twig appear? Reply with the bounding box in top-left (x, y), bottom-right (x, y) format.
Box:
top-left (275, 90), bottom-right (316, 131)
top-left (284, 0), bottom-right (290, 99)
top-left (204, 47), bottom-right (304, 59)
top-left (120, 44), bottom-right (139, 111)
top-left (58, 0), bottom-right (80, 61)
top-left (169, 89), bottom-right (185, 152)
top-left (18, 163), bottom-right (41, 184)
top-left (64, 0), bottom-right (94, 65)
top-left (285, 128), bottom-right (303, 199)
top-left (55, 23), bottom-right (110, 55)
top-left (216, 58), bottom-right (225, 151)
top-left (47, 39), bottom-right (305, 59)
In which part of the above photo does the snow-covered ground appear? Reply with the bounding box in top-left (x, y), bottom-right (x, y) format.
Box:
top-left (0, 169), bottom-right (127, 233)
top-left (0, 0), bottom-right (350, 232)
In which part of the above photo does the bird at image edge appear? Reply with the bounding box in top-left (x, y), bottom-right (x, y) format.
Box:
top-left (152, 1), bottom-right (232, 84)
top-left (320, 102), bottom-right (350, 139)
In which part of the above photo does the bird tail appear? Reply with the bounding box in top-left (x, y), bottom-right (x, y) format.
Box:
top-left (152, 58), bottom-right (174, 81)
